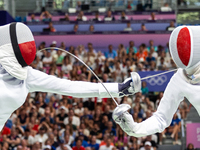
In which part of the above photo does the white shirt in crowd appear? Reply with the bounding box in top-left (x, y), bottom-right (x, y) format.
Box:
top-left (99, 145), bottom-right (114, 150)
top-left (56, 145), bottom-right (72, 150)
top-left (63, 116), bottom-right (80, 127)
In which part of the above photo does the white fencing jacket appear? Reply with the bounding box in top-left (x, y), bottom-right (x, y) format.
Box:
top-left (130, 68), bottom-right (200, 137)
top-left (0, 65), bottom-right (118, 131)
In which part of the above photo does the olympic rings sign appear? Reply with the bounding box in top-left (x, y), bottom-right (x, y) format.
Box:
top-left (145, 75), bottom-right (167, 86)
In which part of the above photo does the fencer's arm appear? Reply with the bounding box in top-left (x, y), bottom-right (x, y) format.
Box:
top-left (124, 70), bottom-right (184, 137)
top-left (26, 67), bottom-right (119, 98)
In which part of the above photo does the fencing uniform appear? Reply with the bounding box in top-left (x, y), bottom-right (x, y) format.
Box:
top-left (113, 26), bottom-right (200, 137)
top-left (0, 22), bottom-right (135, 131)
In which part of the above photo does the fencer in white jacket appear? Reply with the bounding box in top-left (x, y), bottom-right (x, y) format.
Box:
top-left (113, 26), bottom-right (200, 137)
top-left (0, 22), bottom-right (137, 131)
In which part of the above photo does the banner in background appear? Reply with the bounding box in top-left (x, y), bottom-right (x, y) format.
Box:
top-left (186, 123), bottom-right (200, 148)
top-left (138, 71), bottom-right (175, 92)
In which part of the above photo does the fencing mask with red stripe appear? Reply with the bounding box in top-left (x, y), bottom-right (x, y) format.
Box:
top-left (169, 26), bottom-right (200, 71)
top-left (0, 22), bottom-right (36, 80)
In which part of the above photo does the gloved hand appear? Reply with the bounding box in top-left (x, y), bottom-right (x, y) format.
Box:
top-left (112, 104), bottom-right (136, 135)
top-left (183, 66), bottom-right (200, 84)
top-left (118, 72), bottom-right (141, 97)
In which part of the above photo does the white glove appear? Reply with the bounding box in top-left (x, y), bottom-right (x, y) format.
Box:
top-left (112, 104), bottom-right (136, 136)
top-left (118, 72), bottom-right (141, 97)
top-left (183, 66), bottom-right (200, 84)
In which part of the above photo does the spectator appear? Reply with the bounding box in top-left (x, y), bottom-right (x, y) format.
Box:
top-left (127, 41), bottom-right (137, 54)
top-left (61, 56), bottom-right (72, 77)
top-left (149, 12), bottom-right (157, 20)
top-left (161, 113), bottom-right (181, 145)
top-left (104, 10), bottom-right (115, 21)
top-left (141, 81), bottom-right (149, 95)
top-left (60, 13), bottom-right (70, 21)
top-left (40, 106), bottom-right (54, 128)
top-left (114, 128), bottom-right (128, 148)
top-left (127, 1), bottom-right (134, 10)
top-left (73, 139), bottom-right (85, 150)
top-left (140, 23), bottom-right (148, 31)
top-left (136, 44), bottom-right (148, 62)
top-left (73, 24), bottom-right (79, 33)
top-left (104, 45), bottom-right (117, 59)
top-left (34, 126), bottom-right (48, 147)
top-left (83, 98), bottom-right (95, 111)
top-left (157, 57), bottom-right (168, 70)
top-left (99, 136), bottom-right (114, 150)
top-left (166, 21), bottom-right (176, 31)
top-left (178, 0), bottom-right (186, 6)
top-left (89, 25), bottom-right (95, 32)
top-left (102, 105), bottom-right (112, 120)
top-left (146, 52), bottom-right (156, 67)
top-left (29, 13), bottom-right (39, 22)
top-left (93, 12), bottom-right (102, 21)
top-left (124, 22), bottom-right (132, 31)
top-left (43, 22), bottom-right (56, 32)
top-left (147, 40), bottom-right (158, 52)
top-left (142, 135), bottom-right (157, 150)
top-left (5, 127), bottom-right (21, 149)
top-left (53, 50), bottom-right (65, 66)
top-left (56, 139), bottom-right (72, 150)
top-left (40, 11), bottom-right (52, 22)
top-left (88, 135), bottom-right (99, 150)
top-left (76, 11), bottom-right (87, 21)
top-left (140, 141), bottom-right (153, 150)
top-left (103, 121), bottom-right (116, 136)
top-left (17, 139), bottom-right (30, 150)
top-left (118, 11), bottom-right (128, 20)
top-left (186, 143), bottom-right (195, 150)
top-left (55, 106), bottom-right (68, 128)
top-left (64, 109), bottom-right (80, 128)
top-left (161, 3), bottom-right (172, 12)
top-left (144, 0), bottom-right (153, 10)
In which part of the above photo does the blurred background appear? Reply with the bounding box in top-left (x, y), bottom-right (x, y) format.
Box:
top-left (0, 0), bottom-right (200, 150)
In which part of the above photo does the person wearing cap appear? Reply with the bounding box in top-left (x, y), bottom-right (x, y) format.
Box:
top-left (55, 106), bottom-right (68, 128)
top-left (139, 141), bottom-right (153, 150)
top-left (113, 26), bottom-right (200, 138)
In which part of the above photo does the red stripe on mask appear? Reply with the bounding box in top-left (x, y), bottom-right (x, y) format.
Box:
top-left (18, 41), bottom-right (36, 65)
top-left (177, 27), bottom-right (191, 66)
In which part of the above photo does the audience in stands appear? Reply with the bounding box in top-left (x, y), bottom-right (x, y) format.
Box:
top-left (40, 11), bottom-right (52, 22)
top-left (124, 22), bottom-right (132, 31)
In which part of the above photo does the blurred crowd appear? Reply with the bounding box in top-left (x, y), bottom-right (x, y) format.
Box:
top-left (0, 40), bottom-right (189, 150)
top-left (28, 10), bottom-right (176, 33)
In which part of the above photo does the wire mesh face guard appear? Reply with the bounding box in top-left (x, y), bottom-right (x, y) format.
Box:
top-left (169, 26), bottom-right (200, 69)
